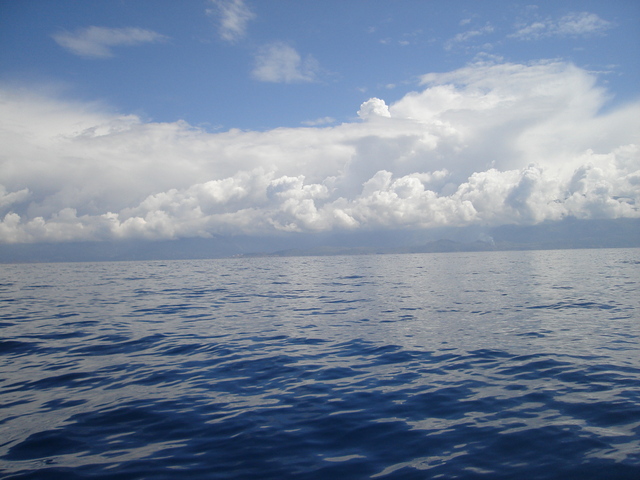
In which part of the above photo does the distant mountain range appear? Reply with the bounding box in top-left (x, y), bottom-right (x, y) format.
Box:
top-left (1, 217), bottom-right (639, 263)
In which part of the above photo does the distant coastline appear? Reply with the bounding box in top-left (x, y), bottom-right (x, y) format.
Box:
top-left (1, 217), bottom-right (639, 263)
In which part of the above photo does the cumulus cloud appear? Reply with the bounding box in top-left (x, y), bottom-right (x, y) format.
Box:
top-left (52, 26), bottom-right (168, 58)
top-left (511, 12), bottom-right (612, 40)
top-left (252, 42), bottom-right (320, 83)
top-left (1, 61), bottom-right (638, 243)
top-left (358, 98), bottom-right (391, 119)
top-left (207, 0), bottom-right (255, 43)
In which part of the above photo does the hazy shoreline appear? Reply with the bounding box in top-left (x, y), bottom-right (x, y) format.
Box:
top-left (2, 218), bottom-right (639, 264)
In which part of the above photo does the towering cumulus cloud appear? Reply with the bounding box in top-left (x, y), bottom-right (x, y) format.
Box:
top-left (0, 61), bottom-right (638, 243)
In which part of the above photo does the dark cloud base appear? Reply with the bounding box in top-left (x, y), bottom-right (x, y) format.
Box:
top-left (2, 218), bottom-right (638, 264)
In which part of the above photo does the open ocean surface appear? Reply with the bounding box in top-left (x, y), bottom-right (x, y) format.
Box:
top-left (1, 248), bottom-right (639, 479)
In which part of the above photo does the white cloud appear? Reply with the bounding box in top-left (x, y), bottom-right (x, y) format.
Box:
top-left (0, 185), bottom-right (30, 209)
top-left (358, 98), bottom-right (391, 119)
top-left (252, 42), bottom-right (320, 83)
top-left (511, 12), bottom-right (612, 40)
top-left (52, 26), bottom-right (167, 58)
top-left (445, 23), bottom-right (494, 51)
top-left (207, 0), bottom-right (255, 43)
top-left (301, 117), bottom-right (336, 126)
top-left (1, 61), bottom-right (638, 243)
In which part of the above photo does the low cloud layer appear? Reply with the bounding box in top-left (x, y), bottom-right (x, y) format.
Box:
top-left (1, 61), bottom-right (638, 243)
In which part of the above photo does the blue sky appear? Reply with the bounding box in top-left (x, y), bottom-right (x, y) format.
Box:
top-left (0, 0), bottom-right (639, 246)
top-left (2, 0), bottom-right (638, 129)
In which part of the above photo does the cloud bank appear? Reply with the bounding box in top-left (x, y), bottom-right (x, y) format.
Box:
top-left (52, 26), bottom-right (168, 58)
top-left (1, 61), bottom-right (638, 243)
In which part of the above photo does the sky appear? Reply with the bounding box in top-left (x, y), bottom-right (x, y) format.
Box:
top-left (0, 0), bottom-right (639, 247)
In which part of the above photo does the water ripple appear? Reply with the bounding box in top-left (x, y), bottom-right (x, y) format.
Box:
top-left (1, 249), bottom-right (639, 479)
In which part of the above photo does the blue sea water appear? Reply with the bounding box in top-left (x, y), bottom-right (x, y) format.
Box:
top-left (0, 248), bottom-right (639, 479)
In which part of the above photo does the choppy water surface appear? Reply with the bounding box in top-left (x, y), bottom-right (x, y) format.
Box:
top-left (1, 249), bottom-right (639, 479)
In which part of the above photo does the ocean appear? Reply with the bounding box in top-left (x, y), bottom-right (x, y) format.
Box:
top-left (1, 248), bottom-right (639, 479)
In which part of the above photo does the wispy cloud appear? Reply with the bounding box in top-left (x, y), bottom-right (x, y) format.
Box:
top-left (207, 0), bottom-right (255, 43)
top-left (52, 26), bottom-right (167, 58)
top-left (252, 42), bottom-right (320, 83)
top-left (511, 12), bottom-right (612, 40)
top-left (445, 23), bottom-right (494, 51)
